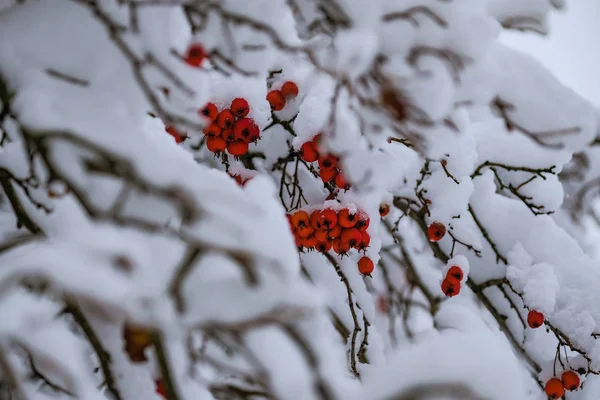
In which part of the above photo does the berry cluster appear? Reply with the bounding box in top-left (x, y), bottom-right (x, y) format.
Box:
top-left (427, 222), bottom-right (446, 242)
top-left (267, 81), bottom-right (299, 111)
top-left (545, 371), bottom-right (580, 399)
top-left (440, 265), bottom-right (463, 297)
top-left (200, 98), bottom-right (260, 158)
top-left (286, 206), bottom-right (370, 258)
top-left (299, 134), bottom-right (350, 190)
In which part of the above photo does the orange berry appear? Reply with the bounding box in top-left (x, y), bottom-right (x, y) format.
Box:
top-left (318, 155), bottom-right (338, 170)
top-left (267, 90), bottom-right (286, 111)
top-left (199, 102), bottom-right (218, 121)
top-left (230, 98), bottom-right (250, 118)
top-left (428, 222), bottom-right (446, 242)
top-left (300, 141), bottom-right (319, 162)
top-left (233, 118), bottom-right (257, 143)
top-left (291, 211), bottom-right (310, 228)
top-left (206, 136), bottom-right (227, 153)
top-left (203, 122), bottom-right (221, 137)
top-left (221, 129), bottom-right (235, 141)
top-left (301, 235), bottom-right (318, 249)
top-left (328, 224), bottom-right (342, 239)
top-left (320, 167), bottom-right (338, 183)
top-left (446, 265), bottom-right (464, 282)
top-left (184, 43), bottom-right (206, 67)
top-left (281, 81), bottom-right (299, 99)
top-left (318, 209), bottom-right (338, 229)
top-left (296, 224), bottom-right (315, 238)
top-left (227, 139), bottom-right (249, 157)
top-left (355, 214), bottom-right (370, 231)
top-left (527, 310), bottom-right (544, 329)
top-left (357, 256), bottom-right (374, 275)
top-left (310, 210), bottom-right (323, 230)
top-left (561, 370), bottom-right (580, 391)
top-left (379, 203), bottom-right (390, 217)
top-left (316, 241), bottom-right (332, 253)
top-left (314, 228), bottom-right (328, 242)
top-left (356, 231), bottom-right (370, 252)
top-left (216, 109), bottom-right (235, 130)
top-left (441, 279), bottom-right (460, 297)
top-left (335, 172), bottom-right (350, 190)
top-left (332, 238), bottom-right (350, 256)
top-left (338, 208), bottom-right (357, 228)
top-left (341, 227), bottom-right (362, 249)
top-left (165, 126), bottom-right (185, 143)
top-left (545, 378), bottom-right (565, 399)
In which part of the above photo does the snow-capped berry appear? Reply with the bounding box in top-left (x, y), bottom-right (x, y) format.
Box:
top-left (227, 139), bottom-right (249, 157)
top-left (358, 256), bottom-right (374, 275)
top-left (355, 214), bottom-right (370, 231)
top-left (446, 265), bottom-right (464, 282)
top-left (561, 370), bottom-right (580, 391)
top-left (441, 279), bottom-right (460, 297)
top-left (267, 90), bottom-right (286, 111)
top-left (230, 98), bottom-right (250, 118)
top-left (338, 208), bottom-right (357, 228)
top-left (233, 118), bottom-right (256, 142)
top-left (203, 123), bottom-right (221, 137)
top-left (527, 310), bottom-right (544, 329)
top-left (318, 155), bottom-right (338, 170)
top-left (184, 43), bottom-right (206, 67)
top-left (216, 109), bottom-right (235, 130)
top-left (379, 203), bottom-right (390, 217)
top-left (206, 136), bottom-right (227, 153)
top-left (299, 141), bottom-right (319, 162)
top-left (544, 378), bottom-right (565, 399)
top-left (428, 222), bottom-right (446, 242)
top-left (281, 81), bottom-right (299, 99)
top-left (312, 133), bottom-right (323, 152)
top-left (320, 167), bottom-right (337, 183)
top-left (199, 102), bottom-right (218, 121)
top-left (319, 209), bottom-right (338, 229)
top-left (340, 227), bottom-right (362, 248)
top-left (165, 126), bottom-right (185, 143)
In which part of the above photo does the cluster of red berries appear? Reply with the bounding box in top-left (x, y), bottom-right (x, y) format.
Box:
top-left (299, 134), bottom-right (350, 190)
top-left (440, 265), bottom-right (463, 297)
top-left (286, 206), bottom-right (371, 257)
top-left (427, 221), bottom-right (446, 242)
top-left (545, 371), bottom-right (580, 398)
top-left (267, 81), bottom-right (299, 111)
top-left (527, 310), bottom-right (544, 329)
top-left (200, 98), bottom-right (260, 157)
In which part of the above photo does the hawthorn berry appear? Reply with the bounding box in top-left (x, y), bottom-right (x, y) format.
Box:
top-left (338, 208), bottom-right (357, 228)
top-left (299, 141), bottom-right (319, 162)
top-left (184, 43), bottom-right (206, 67)
top-left (355, 214), bottom-right (370, 231)
top-left (312, 133), bottom-right (323, 152)
top-left (221, 129), bottom-right (235, 141)
top-left (341, 227), bottom-right (362, 248)
top-left (165, 126), bottom-right (185, 143)
top-left (527, 310), bottom-right (544, 329)
top-left (561, 370), bottom-right (580, 391)
top-left (310, 210), bottom-right (323, 230)
top-left (356, 231), bottom-right (370, 252)
top-left (319, 209), bottom-right (338, 229)
top-left (216, 109), bottom-right (235, 130)
top-left (358, 256), bottom-right (374, 276)
top-left (199, 102), bottom-right (218, 121)
top-left (281, 81), bottom-right (299, 99)
top-left (206, 136), bottom-right (227, 153)
top-left (441, 279), bottom-right (460, 297)
top-left (446, 265), bottom-right (464, 282)
top-left (379, 203), bottom-right (390, 217)
top-left (314, 228), bottom-right (328, 242)
top-left (427, 222), bottom-right (446, 242)
top-left (291, 211), bottom-right (310, 228)
top-left (301, 235), bottom-right (318, 249)
top-left (227, 139), bottom-right (249, 157)
top-left (230, 98), bottom-right (250, 118)
top-left (296, 224), bottom-right (315, 238)
top-left (320, 167), bottom-right (338, 183)
top-left (328, 224), bottom-right (342, 239)
top-left (316, 241), bottom-right (332, 253)
top-left (545, 378), bottom-right (565, 399)
top-left (203, 123), bottom-right (221, 137)
top-left (335, 172), bottom-right (350, 190)
top-left (267, 90), bottom-right (286, 111)
top-left (233, 118), bottom-right (257, 142)
top-left (318, 155), bottom-right (338, 170)
top-left (332, 238), bottom-right (350, 256)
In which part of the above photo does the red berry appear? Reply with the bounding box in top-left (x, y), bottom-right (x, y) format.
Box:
top-left (319, 167), bottom-right (338, 183)
top-left (310, 210), bottom-right (323, 230)
top-left (561, 370), bottom-right (580, 391)
top-left (338, 208), bottom-right (357, 228)
top-left (230, 98), bottom-right (250, 118)
top-left (266, 90), bottom-right (286, 111)
top-left (428, 222), bottom-right (446, 242)
top-left (165, 126), bottom-right (185, 143)
top-left (227, 139), bottom-right (249, 157)
top-left (312, 133), bottom-right (323, 153)
top-left (199, 102), bottom-right (218, 121)
top-left (221, 129), bottom-right (235, 141)
top-left (206, 136), bottom-right (227, 153)
top-left (233, 118), bottom-right (257, 143)
top-left (355, 214), bottom-right (370, 231)
top-left (300, 141), bottom-right (319, 162)
top-left (335, 172), bottom-right (350, 190)
top-left (319, 209), bottom-right (338, 229)
top-left (527, 310), bottom-right (544, 329)
top-left (314, 228), bottom-right (328, 242)
top-left (446, 265), bottom-right (464, 282)
top-left (332, 238), bottom-right (350, 256)
top-left (545, 378), bottom-right (565, 399)
top-left (318, 155), bottom-right (338, 170)
top-left (328, 224), bottom-right (342, 239)
top-left (291, 211), bottom-right (310, 228)
top-left (356, 231), bottom-right (370, 252)
top-left (341, 227), bottom-right (362, 249)
top-left (281, 81), bottom-right (299, 99)
top-left (202, 123), bottom-right (221, 137)
top-left (184, 43), bottom-right (206, 67)
top-left (357, 256), bottom-right (374, 275)
top-left (379, 203), bottom-right (390, 217)
top-left (316, 241), bottom-right (332, 253)
top-left (216, 109), bottom-right (235, 130)
top-left (156, 380), bottom-right (167, 398)
top-left (441, 279), bottom-right (460, 297)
